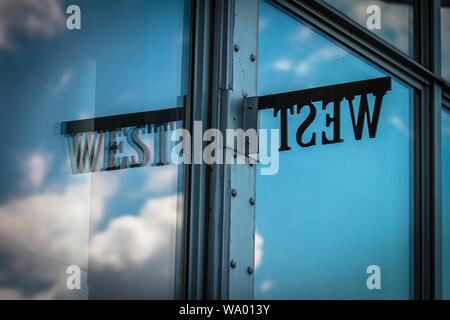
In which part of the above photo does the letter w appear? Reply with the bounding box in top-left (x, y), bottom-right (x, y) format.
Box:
top-left (348, 93), bottom-right (384, 140)
top-left (66, 132), bottom-right (103, 174)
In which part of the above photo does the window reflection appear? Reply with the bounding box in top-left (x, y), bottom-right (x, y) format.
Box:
top-left (0, 0), bottom-right (189, 299)
top-left (442, 1), bottom-right (450, 81)
top-left (442, 107), bottom-right (450, 299)
top-left (255, 1), bottom-right (413, 299)
top-left (324, 0), bottom-right (414, 56)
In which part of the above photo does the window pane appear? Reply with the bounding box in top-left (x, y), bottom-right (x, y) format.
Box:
top-left (443, 107), bottom-right (450, 299)
top-left (0, 0), bottom-right (189, 299)
top-left (255, 1), bottom-right (413, 299)
top-left (324, 0), bottom-right (414, 57)
top-left (442, 1), bottom-right (450, 81)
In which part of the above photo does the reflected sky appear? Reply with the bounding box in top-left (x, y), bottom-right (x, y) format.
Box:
top-left (255, 1), bottom-right (413, 299)
top-left (0, 0), bottom-right (188, 299)
top-left (442, 5), bottom-right (450, 82)
top-left (443, 108), bottom-right (450, 299)
top-left (324, 0), bottom-right (414, 56)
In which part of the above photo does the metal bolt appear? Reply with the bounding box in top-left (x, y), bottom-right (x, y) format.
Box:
top-left (249, 197), bottom-right (255, 206)
top-left (234, 44), bottom-right (239, 52)
top-left (247, 104), bottom-right (253, 110)
top-left (230, 260), bottom-right (237, 268)
top-left (247, 266), bottom-right (254, 275)
top-left (231, 189), bottom-right (237, 197)
top-left (250, 54), bottom-right (256, 62)
top-left (233, 114), bottom-right (237, 121)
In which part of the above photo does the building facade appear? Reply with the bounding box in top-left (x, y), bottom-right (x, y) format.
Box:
top-left (0, 0), bottom-right (449, 300)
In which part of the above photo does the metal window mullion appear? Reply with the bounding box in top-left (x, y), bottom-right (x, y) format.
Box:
top-left (416, 0), bottom-right (442, 300)
top-left (273, 0), bottom-right (450, 93)
top-left (184, 0), bottom-right (215, 300)
top-left (207, 0), bottom-right (259, 300)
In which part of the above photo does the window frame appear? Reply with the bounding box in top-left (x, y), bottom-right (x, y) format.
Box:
top-left (184, 0), bottom-right (450, 300)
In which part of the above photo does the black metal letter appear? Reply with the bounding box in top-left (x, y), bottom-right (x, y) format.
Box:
top-left (348, 93), bottom-right (384, 140)
top-left (274, 106), bottom-right (294, 151)
top-left (296, 103), bottom-right (317, 148)
top-left (321, 99), bottom-right (344, 145)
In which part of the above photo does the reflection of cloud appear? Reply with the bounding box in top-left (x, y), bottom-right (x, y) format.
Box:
top-left (255, 231), bottom-right (263, 270)
top-left (89, 195), bottom-right (177, 271)
top-left (329, 0), bottom-right (411, 54)
top-left (288, 26), bottom-right (312, 43)
top-left (0, 177), bottom-right (91, 299)
top-left (0, 0), bottom-right (65, 51)
top-left (295, 47), bottom-right (346, 76)
top-left (55, 69), bottom-right (73, 94)
top-left (26, 152), bottom-right (52, 189)
top-left (259, 17), bottom-right (269, 32)
top-left (144, 165), bottom-right (179, 194)
top-left (0, 162), bottom-right (180, 299)
top-left (259, 280), bottom-right (274, 293)
top-left (389, 115), bottom-right (411, 137)
top-left (272, 59), bottom-right (292, 71)
top-left (0, 172), bottom-right (118, 299)
top-left (0, 288), bottom-right (25, 300)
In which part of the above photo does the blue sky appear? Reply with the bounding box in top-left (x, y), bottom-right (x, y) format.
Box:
top-left (255, 0), bottom-right (413, 299)
top-left (0, 0), bottom-right (188, 299)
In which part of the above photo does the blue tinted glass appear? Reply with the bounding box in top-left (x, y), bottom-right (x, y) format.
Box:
top-left (443, 107), bottom-right (450, 299)
top-left (255, 1), bottom-right (413, 299)
top-left (442, 4), bottom-right (450, 81)
top-left (0, 0), bottom-right (188, 299)
top-left (324, 0), bottom-right (414, 57)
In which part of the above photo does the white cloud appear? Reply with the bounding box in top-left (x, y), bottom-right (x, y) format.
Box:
top-left (0, 171), bottom-right (119, 299)
top-left (259, 280), bottom-right (274, 293)
top-left (89, 195), bottom-right (178, 271)
top-left (331, 0), bottom-right (411, 53)
top-left (0, 166), bottom-right (180, 299)
top-left (255, 231), bottom-right (264, 270)
top-left (295, 47), bottom-right (347, 76)
top-left (0, 178), bottom-right (91, 269)
top-left (0, 0), bottom-right (65, 51)
top-left (259, 17), bottom-right (269, 32)
top-left (288, 26), bottom-right (312, 43)
top-left (56, 69), bottom-right (72, 93)
top-left (0, 178), bottom-right (91, 299)
top-left (389, 115), bottom-right (411, 137)
top-left (272, 59), bottom-right (292, 72)
top-left (26, 152), bottom-right (51, 189)
top-left (0, 288), bottom-right (25, 300)
top-left (144, 165), bottom-right (179, 195)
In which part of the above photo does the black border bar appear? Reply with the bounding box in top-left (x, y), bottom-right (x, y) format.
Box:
top-left (257, 76), bottom-right (392, 110)
top-left (61, 106), bottom-right (184, 135)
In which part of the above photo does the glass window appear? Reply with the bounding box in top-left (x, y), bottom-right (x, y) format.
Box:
top-left (255, 1), bottom-right (413, 299)
top-left (443, 107), bottom-right (450, 299)
top-left (324, 0), bottom-right (414, 57)
top-left (0, 0), bottom-right (189, 299)
top-left (442, 1), bottom-right (450, 81)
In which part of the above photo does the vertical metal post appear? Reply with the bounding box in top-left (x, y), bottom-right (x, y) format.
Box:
top-left (416, 0), bottom-right (442, 300)
top-left (184, 0), bottom-right (259, 300)
top-left (184, 0), bottom-right (214, 300)
top-left (206, 0), bottom-right (259, 299)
